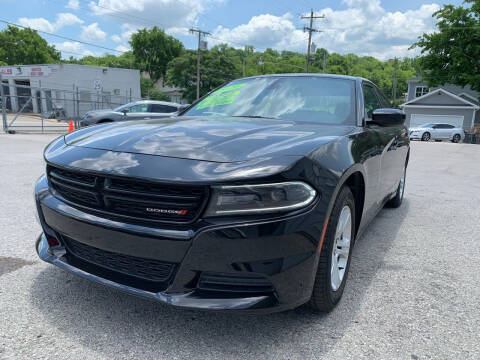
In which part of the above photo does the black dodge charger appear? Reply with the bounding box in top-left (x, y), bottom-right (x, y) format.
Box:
top-left (35, 74), bottom-right (409, 313)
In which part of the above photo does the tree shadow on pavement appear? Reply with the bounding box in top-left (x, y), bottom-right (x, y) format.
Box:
top-left (29, 201), bottom-right (410, 359)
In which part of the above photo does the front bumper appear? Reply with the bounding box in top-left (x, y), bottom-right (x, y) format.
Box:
top-left (409, 132), bottom-right (422, 140)
top-left (35, 175), bottom-right (324, 313)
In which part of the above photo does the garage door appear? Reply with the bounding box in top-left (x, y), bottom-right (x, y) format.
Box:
top-left (410, 114), bottom-right (464, 128)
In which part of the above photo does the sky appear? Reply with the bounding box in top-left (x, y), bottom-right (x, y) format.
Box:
top-left (0, 0), bottom-right (465, 61)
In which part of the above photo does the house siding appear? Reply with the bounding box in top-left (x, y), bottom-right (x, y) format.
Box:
top-left (407, 79), bottom-right (479, 102)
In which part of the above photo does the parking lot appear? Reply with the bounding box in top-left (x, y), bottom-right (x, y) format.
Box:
top-left (0, 134), bottom-right (479, 360)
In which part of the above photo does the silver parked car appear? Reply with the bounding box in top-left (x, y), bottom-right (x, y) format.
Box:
top-left (409, 123), bottom-right (465, 143)
top-left (79, 100), bottom-right (184, 127)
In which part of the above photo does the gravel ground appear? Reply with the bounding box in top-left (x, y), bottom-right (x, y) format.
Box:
top-left (0, 134), bottom-right (479, 360)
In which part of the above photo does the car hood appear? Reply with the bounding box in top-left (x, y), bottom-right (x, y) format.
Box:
top-left (409, 127), bottom-right (429, 132)
top-left (65, 116), bottom-right (355, 163)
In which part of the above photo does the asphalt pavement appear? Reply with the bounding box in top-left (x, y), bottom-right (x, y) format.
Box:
top-left (0, 134), bottom-right (479, 360)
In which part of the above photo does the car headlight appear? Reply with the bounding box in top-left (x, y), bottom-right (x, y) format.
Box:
top-left (204, 181), bottom-right (317, 216)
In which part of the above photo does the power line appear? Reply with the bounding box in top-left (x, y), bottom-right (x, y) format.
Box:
top-left (301, 10), bottom-right (324, 72)
top-left (0, 19), bottom-right (124, 54)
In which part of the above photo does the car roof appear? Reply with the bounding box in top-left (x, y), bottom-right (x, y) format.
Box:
top-left (238, 73), bottom-right (363, 82)
top-left (126, 100), bottom-right (182, 107)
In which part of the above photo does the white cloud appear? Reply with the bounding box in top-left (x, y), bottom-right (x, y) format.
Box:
top-left (115, 44), bottom-right (130, 52)
top-left (111, 34), bottom-right (122, 42)
top-left (18, 12), bottom-right (83, 33)
top-left (110, 23), bottom-right (140, 51)
top-left (88, 0), bottom-right (223, 32)
top-left (80, 22), bottom-right (107, 42)
top-left (53, 41), bottom-right (102, 58)
top-left (210, 0), bottom-right (441, 59)
top-left (55, 13), bottom-right (84, 28)
top-left (18, 17), bottom-right (55, 32)
top-left (53, 41), bottom-right (82, 53)
top-left (212, 14), bottom-right (307, 51)
top-left (66, 0), bottom-right (80, 10)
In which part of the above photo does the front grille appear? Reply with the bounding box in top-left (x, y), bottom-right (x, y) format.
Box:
top-left (47, 165), bottom-right (208, 224)
top-left (62, 236), bottom-right (176, 283)
top-left (197, 272), bottom-right (274, 294)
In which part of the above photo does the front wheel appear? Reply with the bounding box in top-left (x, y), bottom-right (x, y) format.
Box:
top-left (308, 187), bottom-right (355, 312)
top-left (421, 132), bottom-right (431, 141)
top-left (452, 134), bottom-right (461, 143)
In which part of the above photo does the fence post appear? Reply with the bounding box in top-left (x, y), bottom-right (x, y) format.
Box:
top-left (0, 74), bottom-right (7, 133)
top-left (76, 86), bottom-right (80, 128)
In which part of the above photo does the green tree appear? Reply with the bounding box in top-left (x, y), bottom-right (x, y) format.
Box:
top-left (0, 25), bottom-right (60, 65)
top-left (166, 45), bottom-right (238, 103)
top-left (413, 0), bottom-right (480, 94)
top-left (130, 27), bottom-right (183, 83)
top-left (67, 51), bottom-right (136, 69)
top-left (140, 77), bottom-right (170, 101)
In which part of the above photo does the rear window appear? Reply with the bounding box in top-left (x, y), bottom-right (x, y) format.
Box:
top-left (183, 76), bottom-right (356, 125)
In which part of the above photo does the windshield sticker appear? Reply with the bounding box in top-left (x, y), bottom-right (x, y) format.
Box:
top-left (196, 83), bottom-right (246, 109)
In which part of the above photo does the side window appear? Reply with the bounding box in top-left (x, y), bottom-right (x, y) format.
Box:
top-left (129, 104), bottom-right (149, 113)
top-left (374, 87), bottom-right (391, 108)
top-left (150, 104), bottom-right (178, 113)
top-left (363, 85), bottom-right (381, 119)
top-left (445, 124), bottom-right (454, 129)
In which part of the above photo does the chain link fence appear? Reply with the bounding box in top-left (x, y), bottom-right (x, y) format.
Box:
top-left (1, 78), bottom-right (139, 133)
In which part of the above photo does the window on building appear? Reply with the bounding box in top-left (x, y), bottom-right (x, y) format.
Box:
top-left (415, 86), bottom-right (428, 97)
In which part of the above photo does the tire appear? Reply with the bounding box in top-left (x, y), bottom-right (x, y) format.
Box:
top-left (309, 187), bottom-right (355, 312)
top-left (421, 132), bottom-right (431, 141)
top-left (452, 134), bottom-right (461, 143)
top-left (386, 166), bottom-right (406, 208)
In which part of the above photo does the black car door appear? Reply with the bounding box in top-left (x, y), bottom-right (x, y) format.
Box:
top-left (363, 83), bottom-right (399, 202)
top-left (372, 84), bottom-right (406, 196)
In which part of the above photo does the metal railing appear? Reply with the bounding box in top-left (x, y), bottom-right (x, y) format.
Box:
top-left (1, 76), bottom-right (139, 133)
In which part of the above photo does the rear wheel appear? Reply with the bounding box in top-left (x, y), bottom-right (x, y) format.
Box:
top-left (309, 187), bottom-right (355, 312)
top-left (386, 166), bottom-right (406, 208)
top-left (421, 132), bottom-right (431, 141)
top-left (452, 134), bottom-right (461, 143)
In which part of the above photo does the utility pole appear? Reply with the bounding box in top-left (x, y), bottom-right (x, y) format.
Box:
top-left (392, 57), bottom-right (398, 101)
top-left (242, 57), bottom-right (246, 77)
top-left (0, 74), bottom-right (7, 133)
top-left (301, 10), bottom-right (324, 73)
top-left (189, 28), bottom-right (210, 100)
top-left (323, 52), bottom-right (327, 73)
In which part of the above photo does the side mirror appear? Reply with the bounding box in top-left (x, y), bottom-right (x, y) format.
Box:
top-left (370, 108), bottom-right (405, 126)
top-left (121, 109), bottom-right (129, 115)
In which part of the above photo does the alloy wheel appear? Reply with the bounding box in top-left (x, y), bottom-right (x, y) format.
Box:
top-left (398, 167), bottom-right (406, 199)
top-left (331, 205), bottom-right (352, 291)
top-left (422, 133), bottom-right (430, 141)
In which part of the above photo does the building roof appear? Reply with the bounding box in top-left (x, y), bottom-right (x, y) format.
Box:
top-left (400, 88), bottom-right (479, 108)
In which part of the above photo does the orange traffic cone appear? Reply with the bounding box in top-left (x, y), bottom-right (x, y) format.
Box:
top-left (68, 120), bottom-right (74, 132)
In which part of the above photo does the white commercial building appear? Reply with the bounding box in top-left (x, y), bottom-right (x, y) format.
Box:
top-left (0, 64), bottom-right (141, 118)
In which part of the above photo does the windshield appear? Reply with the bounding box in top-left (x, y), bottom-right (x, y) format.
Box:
top-left (419, 123), bottom-right (434, 128)
top-left (114, 103), bottom-right (134, 112)
top-left (183, 76), bottom-right (356, 125)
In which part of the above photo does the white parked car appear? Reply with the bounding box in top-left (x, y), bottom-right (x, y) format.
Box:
top-left (409, 123), bottom-right (465, 143)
